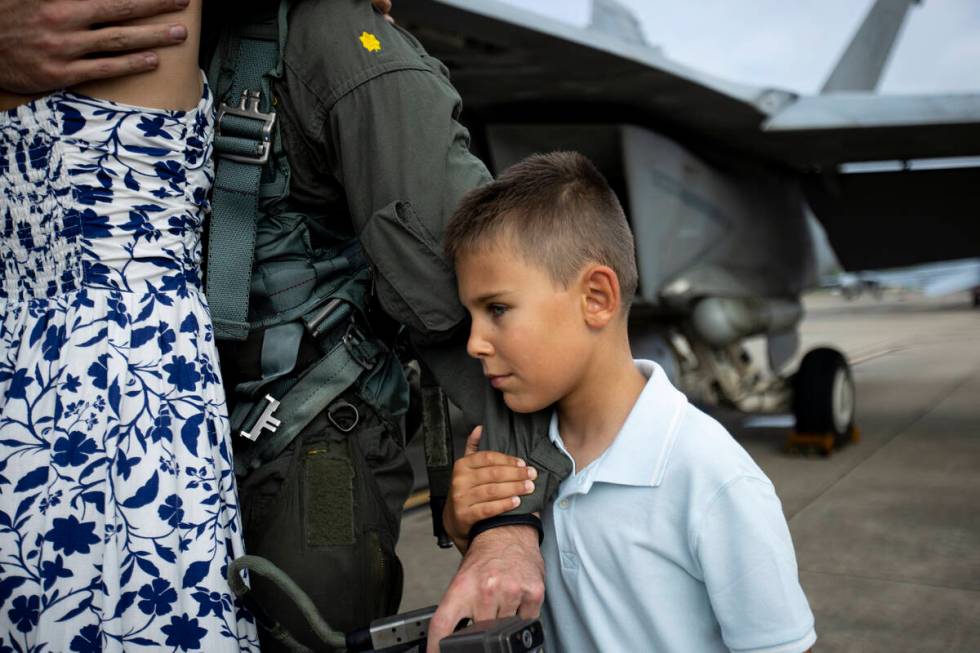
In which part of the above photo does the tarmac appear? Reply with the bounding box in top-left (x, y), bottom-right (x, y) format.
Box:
top-left (395, 290), bottom-right (980, 652)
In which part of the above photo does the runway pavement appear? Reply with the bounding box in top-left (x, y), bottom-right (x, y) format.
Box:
top-left (395, 290), bottom-right (980, 652)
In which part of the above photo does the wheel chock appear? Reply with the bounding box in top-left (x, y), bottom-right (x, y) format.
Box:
top-left (785, 426), bottom-right (860, 456)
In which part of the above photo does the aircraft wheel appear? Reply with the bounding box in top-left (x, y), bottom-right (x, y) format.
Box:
top-left (972, 288), bottom-right (980, 308)
top-left (792, 347), bottom-right (855, 443)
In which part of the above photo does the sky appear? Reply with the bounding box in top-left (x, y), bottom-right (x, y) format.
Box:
top-left (493, 0), bottom-right (980, 94)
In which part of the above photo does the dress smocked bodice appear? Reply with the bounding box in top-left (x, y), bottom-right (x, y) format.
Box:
top-left (0, 84), bottom-right (214, 304)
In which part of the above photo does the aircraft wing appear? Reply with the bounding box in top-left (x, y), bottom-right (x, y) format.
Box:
top-left (396, 0), bottom-right (980, 170)
top-left (760, 95), bottom-right (980, 168)
top-left (857, 259), bottom-right (980, 296)
top-left (397, 0), bottom-right (776, 133)
top-left (923, 265), bottom-right (980, 296)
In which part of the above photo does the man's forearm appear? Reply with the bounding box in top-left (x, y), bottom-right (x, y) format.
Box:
top-left (478, 393), bottom-right (571, 514)
top-left (326, 49), bottom-right (569, 510)
top-left (418, 335), bottom-right (569, 514)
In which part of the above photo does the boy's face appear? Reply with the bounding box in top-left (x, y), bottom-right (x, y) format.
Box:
top-left (456, 241), bottom-right (594, 413)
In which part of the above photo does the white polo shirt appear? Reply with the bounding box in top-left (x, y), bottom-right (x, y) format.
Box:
top-left (541, 360), bottom-right (816, 653)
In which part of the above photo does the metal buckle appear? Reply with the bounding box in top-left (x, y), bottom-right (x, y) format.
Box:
top-left (342, 323), bottom-right (375, 370)
top-left (305, 298), bottom-right (344, 340)
top-left (240, 394), bottom-right (281, 441)
top-left (216, 89), bottom-right (277, 165)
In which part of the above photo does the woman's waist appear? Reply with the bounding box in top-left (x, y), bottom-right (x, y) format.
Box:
top-left (0, 267), bottom-right (206, 306)
top-left (80, 252), bottom-right (204, 291)
top-left (0, 236), bottom-right (205, 303)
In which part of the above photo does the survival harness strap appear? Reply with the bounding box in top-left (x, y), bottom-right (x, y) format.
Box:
top-left (207, 1), bottom-right (380, 477)
top-left (206, 5), bottom-right (284, 342)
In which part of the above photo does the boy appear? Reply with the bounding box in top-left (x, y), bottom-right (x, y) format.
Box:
top-left (442, 151), bottom-right (816, 652)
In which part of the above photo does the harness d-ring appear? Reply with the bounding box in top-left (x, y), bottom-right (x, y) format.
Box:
top-left (327, 400), bottom-right (360, 433)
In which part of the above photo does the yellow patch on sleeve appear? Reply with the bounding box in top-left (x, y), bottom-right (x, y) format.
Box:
top-left (359, 32), bottom-right (382, 53)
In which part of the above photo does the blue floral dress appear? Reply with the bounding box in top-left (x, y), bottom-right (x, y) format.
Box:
top-left (0, 84), bottom-right (258, 651)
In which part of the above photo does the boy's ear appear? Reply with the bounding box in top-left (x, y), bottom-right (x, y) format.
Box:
top-left (580, 264), bottom-right (620, 328)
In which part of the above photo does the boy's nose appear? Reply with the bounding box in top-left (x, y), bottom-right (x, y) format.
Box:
top-left (466, 327), bottom-right (493, 359)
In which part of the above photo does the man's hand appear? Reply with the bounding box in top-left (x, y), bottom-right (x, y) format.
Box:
top-left (427, 524), bottom-right (545, 653)
top-left (371, 0), bottom-right (396, 24)
top-left (0, 0), bottom-right (194, 94)
top-left (443, 426), bottom-right (537, 551)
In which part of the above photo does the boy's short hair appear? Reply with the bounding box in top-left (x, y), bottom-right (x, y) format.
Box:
top-left (445, 151), bottom-right (638, 310)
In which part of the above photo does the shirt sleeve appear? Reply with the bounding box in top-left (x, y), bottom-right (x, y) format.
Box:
top-left (693, 475), bottom-right (817, 653)
top-left (320, 49), bottom-right (570, 511)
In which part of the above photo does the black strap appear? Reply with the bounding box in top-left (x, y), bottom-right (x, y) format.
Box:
top-left (421, 365), bottom-right (455, 549)
top-left (468, 513), bottom-right (543, 545)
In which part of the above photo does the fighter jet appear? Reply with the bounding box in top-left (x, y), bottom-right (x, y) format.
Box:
top-left (826, 258), bottom-right (980, 305)
top-left (396, 0), bottom-right (980, 444)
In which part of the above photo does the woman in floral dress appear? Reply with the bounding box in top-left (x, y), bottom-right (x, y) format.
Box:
top-left (0, 1), bottom-right (258, 650)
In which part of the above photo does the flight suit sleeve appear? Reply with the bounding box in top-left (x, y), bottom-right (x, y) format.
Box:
top-left (317, 22), bottom-right (571, 510)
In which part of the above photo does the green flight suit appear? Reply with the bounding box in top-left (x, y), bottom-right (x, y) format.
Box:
top-left (206, 0), bottom-right (571, 648)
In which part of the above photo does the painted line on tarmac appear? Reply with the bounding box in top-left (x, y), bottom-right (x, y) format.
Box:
top-left (849, 345), bottom-right (905, 366)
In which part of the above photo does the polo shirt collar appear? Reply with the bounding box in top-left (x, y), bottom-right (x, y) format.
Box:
top-left (549, 360), bottom-right (687, 490)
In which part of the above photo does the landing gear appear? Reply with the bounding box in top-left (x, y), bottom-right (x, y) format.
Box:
top-left (790, 347), bottom-right (857, 453)
top-left (628, 318), bottom-right (860, 456)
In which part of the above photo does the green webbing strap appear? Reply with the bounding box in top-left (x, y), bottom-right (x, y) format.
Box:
top-left (234, 332), bottom-right (379, 476)
top-left (228, 300), bottom-right (354, 434)
top-left (207, 162), bottom-right (261, 340)
top-left (207, 15), bottom-right (282, 341)
top-left (236, 322), bottom-right (305, 399)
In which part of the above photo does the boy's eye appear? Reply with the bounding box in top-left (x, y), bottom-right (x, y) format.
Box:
top-left (487, 304), bottom-right (508, 318)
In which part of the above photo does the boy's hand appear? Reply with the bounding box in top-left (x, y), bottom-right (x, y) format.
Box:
top-left (444, 426), bottom-right (538, 552)
top-left (0, 0), bottom-right (193, 94)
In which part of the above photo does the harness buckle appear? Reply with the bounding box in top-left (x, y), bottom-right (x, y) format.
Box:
top-left (216, 89), bottom-right (277, 165)
top-left (306, 298), bottom-right (344, 340)
top-left (240, 394), bottom-right (281, 441)
top-left (342, 323), bottom-right (375, 370)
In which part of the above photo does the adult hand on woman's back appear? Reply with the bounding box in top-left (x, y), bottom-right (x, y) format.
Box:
top-left (0, 0), bottom-right (196, 94)
top-left (0, 0), bottom-right (396, 94)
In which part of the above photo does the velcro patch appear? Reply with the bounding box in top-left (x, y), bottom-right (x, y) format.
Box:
top-left (304, 444), bottom-right (355, 546)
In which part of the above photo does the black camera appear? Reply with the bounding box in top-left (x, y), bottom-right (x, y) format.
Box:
top-left (361, 606), bottom-right (544, 653)
top-left (440, 617), bottom-right (544, 653)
